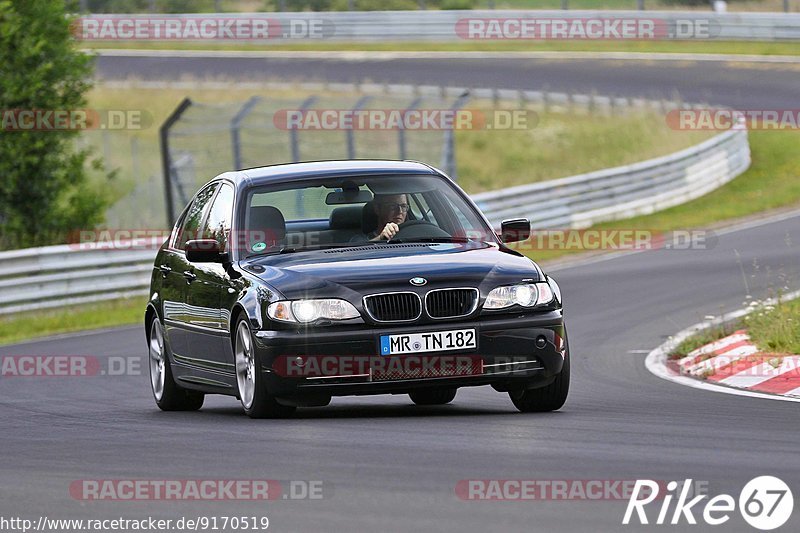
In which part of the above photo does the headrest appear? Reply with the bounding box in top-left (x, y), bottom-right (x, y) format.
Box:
top-left (248, 205), bottom-right (286, 244)
top-left (329, 206), bottom-right (364, 230)
top-left (361, 201), bottom-right (378, 234)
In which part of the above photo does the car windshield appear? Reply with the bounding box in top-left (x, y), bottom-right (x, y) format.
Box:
top-left (239, 174), bottom-right (495, 257)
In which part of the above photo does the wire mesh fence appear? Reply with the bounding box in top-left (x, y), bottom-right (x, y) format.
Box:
top-left (161, 87), bottom-right (466, 223)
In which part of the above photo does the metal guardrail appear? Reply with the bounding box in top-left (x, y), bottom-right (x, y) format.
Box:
top-left (0, 241), bottom-right (160, 315)
top-left (0, 90), bottom-right (751, 315)
top-left (473, 126), bottom-right (750, 230)
top-left (78, 11), bottom-right (800, 42)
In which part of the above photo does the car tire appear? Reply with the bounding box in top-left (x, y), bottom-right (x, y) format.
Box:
top-left (234, 318), bottom-right (296, 419)
top-left (509, 343), bottom-right (570, 413)
top-left (148, 318), bottom-right (204, 411)
top-left (409, 388), bottom-right (457, 406)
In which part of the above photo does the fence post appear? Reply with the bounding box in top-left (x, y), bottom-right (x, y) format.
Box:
top-left (159, 97), bottom-right (192, 225)
top-left (289, 95), bottom-right (318, 163)
top-left (561, 0), bottom-right (568, 9)
top-left (346, 95), bottom-right (372, 159)
top-left (131, 137), bottom-right (139, 182)
top-left (399, 97), bottom-right (422, 160)
top-left (289, 96), bottom-right (318, 219)
top-left (441, 91), bottom-right (470, 181)
top-left (230, 96), bottom-right (261, 170)
top-left (638, 0), bottom-right (645, 10)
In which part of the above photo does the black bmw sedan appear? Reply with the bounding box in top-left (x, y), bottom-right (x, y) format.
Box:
top-left (146, 160), bottom-right (569, 418)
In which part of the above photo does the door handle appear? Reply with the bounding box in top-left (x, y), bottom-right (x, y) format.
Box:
top-left (183, 270), bottom-right (197, 282)
top-left (157, 264), bottom-right (172, 277)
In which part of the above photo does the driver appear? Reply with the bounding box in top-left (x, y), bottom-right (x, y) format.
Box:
top-left (368, 193), bottom-right (409, 241)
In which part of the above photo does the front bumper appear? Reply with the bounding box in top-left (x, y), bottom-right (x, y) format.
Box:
top-left (253, 311), bottom-right (566, 398)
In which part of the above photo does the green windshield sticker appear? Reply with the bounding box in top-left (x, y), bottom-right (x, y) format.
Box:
top-left (252, 242), bottom-right (267, 252)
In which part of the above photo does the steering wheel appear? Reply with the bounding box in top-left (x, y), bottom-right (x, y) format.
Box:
top-left (388, 220), bottom-right (450, 241)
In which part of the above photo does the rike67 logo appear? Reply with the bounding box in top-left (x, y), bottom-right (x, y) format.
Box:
top-left (623, 476), bottom-right (793, 530)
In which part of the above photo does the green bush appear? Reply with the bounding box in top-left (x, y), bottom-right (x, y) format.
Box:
top-left (0, 0), bottom-right (113, 249)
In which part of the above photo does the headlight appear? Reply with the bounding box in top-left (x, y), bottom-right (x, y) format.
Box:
top-left (484, 282), bottom-right (554, 310)
top-left (267, 299), bottom-right (360, 324)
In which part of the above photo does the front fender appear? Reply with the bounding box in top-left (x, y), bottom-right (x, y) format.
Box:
top-left (228, 272), bottom-right (281, 333)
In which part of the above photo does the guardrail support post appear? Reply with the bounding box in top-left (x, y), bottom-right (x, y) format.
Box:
top-left (290, 95), bottom-right (318, 218)
top-left (347, 95), bottom-right (372, 159)
top-left (230, 96), bottom-right (261, 170)
top-left (159, 97), bottom-right (192, 225)
top-left (441, 90), bottom-right (470, 182)
top-left (289, 95), bottom-right (318, 164)
top-left (399, 97), bottom-right (422, 160)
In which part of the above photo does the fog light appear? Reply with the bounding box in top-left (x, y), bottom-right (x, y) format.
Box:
top-left (535, 336), bottom-right (547, 349)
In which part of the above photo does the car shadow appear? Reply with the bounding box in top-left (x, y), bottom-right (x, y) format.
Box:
top-left (195, 402), bottom-right (558, 420)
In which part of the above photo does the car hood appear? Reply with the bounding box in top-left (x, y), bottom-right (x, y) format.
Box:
top-left (242, 242), bottom-right (541, 300)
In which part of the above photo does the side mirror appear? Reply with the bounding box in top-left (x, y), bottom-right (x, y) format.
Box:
top-left (185, 239), bottom-right (226, 263)
top-left (500, 218), bottom-right (531, 243)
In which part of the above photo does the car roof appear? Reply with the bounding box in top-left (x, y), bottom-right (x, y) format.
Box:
top-left (223, 160), bottom-right (441, 189)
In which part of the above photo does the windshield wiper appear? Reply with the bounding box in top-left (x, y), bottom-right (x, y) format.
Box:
top-left (244, 246), bottom-right (293, 259)
top-left (387, 237), bottom-right (488, 245)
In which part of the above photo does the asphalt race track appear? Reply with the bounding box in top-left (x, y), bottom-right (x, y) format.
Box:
top-left (94, 52), bottom-right (800, 109)
top-left (1, 54), bottom-right (799, 532)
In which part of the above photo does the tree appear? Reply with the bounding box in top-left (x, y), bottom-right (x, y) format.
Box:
top-left (0, 0), bottom-right (112, 249)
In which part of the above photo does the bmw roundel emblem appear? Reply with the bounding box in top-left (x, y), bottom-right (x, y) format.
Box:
top-left (410, 277), bottom-right (427, 286)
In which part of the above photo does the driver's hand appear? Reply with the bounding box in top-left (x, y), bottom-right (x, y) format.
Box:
top-left (378, 222), bottom-right (400, 240)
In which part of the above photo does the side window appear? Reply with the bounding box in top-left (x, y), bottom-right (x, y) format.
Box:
top-left (177, 184), bottom-right (218, 250)
top-left (202, 183), bottom-right (234, 251)
top-left (169, 209), bottom-right (188, 249)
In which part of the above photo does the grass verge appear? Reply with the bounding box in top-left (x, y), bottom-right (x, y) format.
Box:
top-left (0, 297), bottom-right (146, 347)
top-left (518, 130), bottom-right (800, 263)
top-left (669, 296), bottom-right (800, 359)
top-left (670, 322), bottom-right (739, 359)
top-left (743, 297), bottom-right (800, 354)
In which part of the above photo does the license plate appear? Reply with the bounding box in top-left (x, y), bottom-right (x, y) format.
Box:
top-left (380, 329), bottom-right (476, 356)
